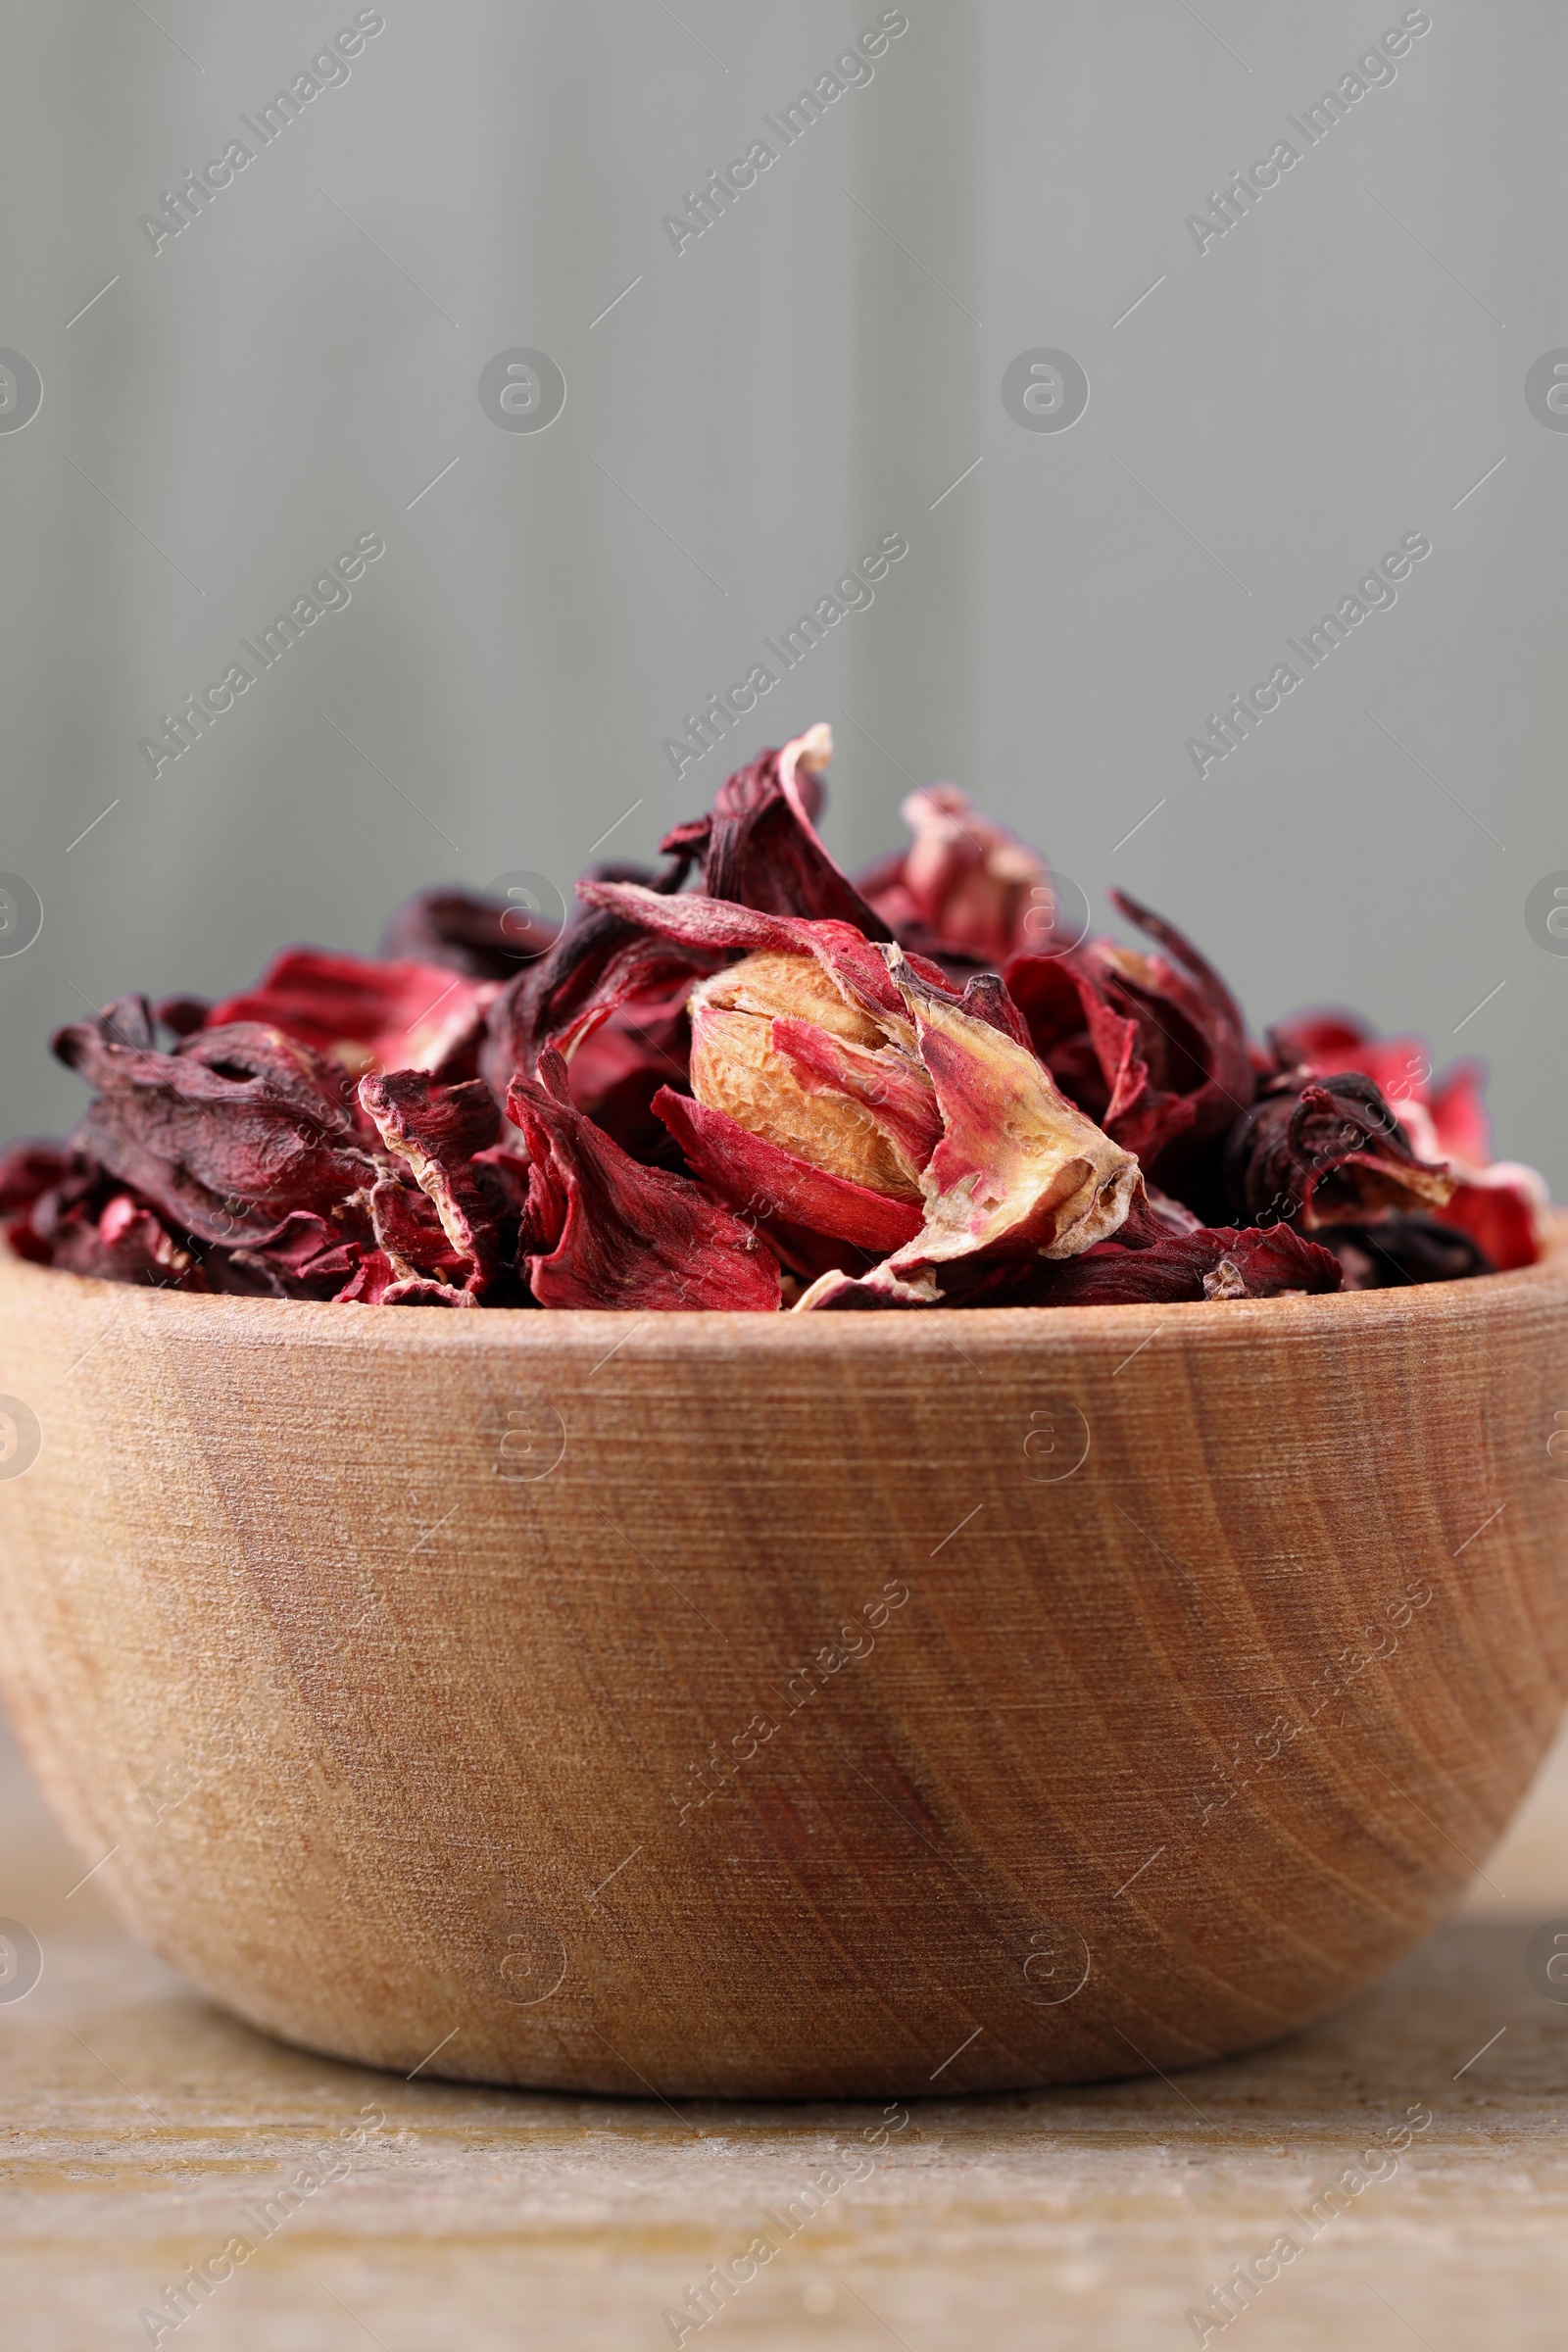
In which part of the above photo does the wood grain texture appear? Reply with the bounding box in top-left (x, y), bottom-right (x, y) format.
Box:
top-left (8, 1709), bottom-right (1568, 2352)
top-left (1, 1233), bottom-right (1565, 2098)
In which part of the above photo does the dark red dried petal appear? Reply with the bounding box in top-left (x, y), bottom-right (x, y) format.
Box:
top-left (155, 996), bottom-right (211, 1040)
top-left (380, 886), bottom-right (560, 978)
top-left (0, 1141), bottom-right (72, 1217)
top-left (359, 1071), bottom-right (501, 1295)
top-left (653, 1087), bottom-right (923, 1253)
top-left (205, 1210), bottom-right (369, 1300)
top-left (1017, 1222), bottom-right (1344, 1305)
top-left (46, 1191), bottom-right (207, 1290)
top-left (481, 902), bottom-right (715, 1107)
top-left (1310, 1216), bottom-right (1493, 1290)
top-left (669, 730), bottom-right (892, 936)
top-left (1222, 1073), bottom-right (1454, 1230)
top-left (507, 1049), bottom-right (780, 1310)
top-left (333, 1249), bottom-right (398, 1304)
top-left (1007, 895), bottom-right (1254, 1176)
top-left (52, 1009), bottom-right (377, 1246)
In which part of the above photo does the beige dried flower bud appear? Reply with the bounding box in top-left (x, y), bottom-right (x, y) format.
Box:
top-left (687, 951), bottom-right (942, 1201)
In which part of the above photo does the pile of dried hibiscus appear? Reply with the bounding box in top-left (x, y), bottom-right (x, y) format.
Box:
top-left (1, 725), bottom-right (1546, 1311)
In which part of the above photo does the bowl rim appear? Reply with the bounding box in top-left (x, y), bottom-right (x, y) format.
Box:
top-left (3, 1216), bottom-right (1564, 1352)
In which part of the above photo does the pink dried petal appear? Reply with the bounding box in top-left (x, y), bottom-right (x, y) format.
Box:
top-left (508, 1049), bottom-right (780, 1310)
top-left (856, 950), bottom-right (1140, 1302)
top-left (857, 782), bottom-right (1053, 963)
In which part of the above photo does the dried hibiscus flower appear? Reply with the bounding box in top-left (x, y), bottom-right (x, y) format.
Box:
top-left (51, 1003), bottom-right (376, 1248)
top-left (1006, 891), bottom-right (1252, 1186)
top-left (1222, 1071), bottom-right (1455, 1232)
top-left (855, 782), bottom-right (1054, 966)
top-left (1267, 1010), bottom-right (1544, 1273)
top-left (7, 721), bottom-right (1545, 1311)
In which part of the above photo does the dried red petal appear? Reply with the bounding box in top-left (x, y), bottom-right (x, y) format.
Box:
top-left (666, 726), bottom-right (893, 935)
top-left (46, 1190), bottom-right (207, 1290)
top-left (380, 885), bottom-right (560, 978)
top-left (1019, 1222), bottom-right (1344, 1304)
top-left (0, 1141), bottom-right (72, 1218)
top-left (481, 901), bottom-right (715, 1107)
top-left (205, 1209), bottom-right (369, 1300)
top-left (206, 949), bottom-right (494, 1084)
top-left (1222, 1073), bottom-right (1454, 1230)
top-left (52, 1008), bottom-right (377, 1246)
top-left (1264, 1012), bottom-right (1541, 1269)
top-left (359, 1071), bottom-right (501, 1296)
top-left (653, 1087), bottom-right (923, 1252)
top-left (507, 1049), bottom-right (781, 1310)
top-left (1310, 1217), bottom-right (1492, 1289)
top-left (856, 782), bottom-right (1052, 963)
top-left (1008, 893), bottom-right (1253, 1175)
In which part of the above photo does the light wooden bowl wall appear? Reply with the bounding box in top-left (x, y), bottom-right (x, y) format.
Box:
top-left (1, 1235), bottom-right (1565, 2098)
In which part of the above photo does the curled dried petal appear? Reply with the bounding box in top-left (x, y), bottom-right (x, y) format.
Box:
top-left (800, 949), bottom-right (1140, 1308)
top-left (481, 902), bottom-right (713, 1106)
top-left (507, 1049), bottom-right (781, 1310)
top-left (1008, 893), bottom-right (1253, 1175)
top-left (52, 1010), bottom-right (377, 1247)
top-left (666, 726), bottom-right (892, 934)
top-left (359, 1071), bottom-right (501, 1295)
top-left (654, 1087), bottom-right (923, 1253)
top-left (47, 1191), bottom-right (207, 1291)
top-left (1018, 1222), bottom-right (1343, 1305)
top-left (380, 885), bottom-right (561, 978)
top-left (1223, 1072), bottom-right (1454, 1230)
top-left (206, 949), bottom-right (494, 1083)
top-left (857, 782), bottom-right (1053, 963)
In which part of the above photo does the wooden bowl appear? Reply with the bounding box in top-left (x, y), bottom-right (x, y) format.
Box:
top-left (1, 1232), bottom-right (1565, 2099)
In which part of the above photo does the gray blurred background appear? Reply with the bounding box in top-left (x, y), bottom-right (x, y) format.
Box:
top-left (1, 0), bottom-right (1562, 1191)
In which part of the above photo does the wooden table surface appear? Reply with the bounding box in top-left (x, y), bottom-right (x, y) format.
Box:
top-left (3, 1707), bottom-right (1566, 2352)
